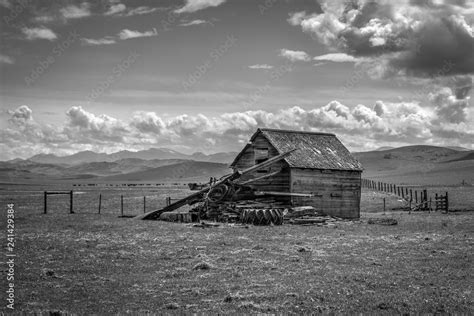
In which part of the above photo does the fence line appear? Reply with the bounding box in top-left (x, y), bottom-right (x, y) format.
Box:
top-left (42, 191), bottom-right (182, 216)
top-left (361, 178), bottom-right (449, 212)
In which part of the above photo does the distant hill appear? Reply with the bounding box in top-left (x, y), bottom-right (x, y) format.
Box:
top-left (100, 161), bottom-right (231, 182)
top-left (374, 146), bottom-right (395, 151)
top-left (0, 158), bottom-right (231, 183)
top-left (27, 148), bottom-right (237, 165)
top-left (354, 145), bottom-right (474, 185)
top-left (2, 144), bottom-right (473, 185)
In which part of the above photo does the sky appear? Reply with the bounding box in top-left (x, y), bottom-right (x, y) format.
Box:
top-left (0, 0), bottom-right (473, 160)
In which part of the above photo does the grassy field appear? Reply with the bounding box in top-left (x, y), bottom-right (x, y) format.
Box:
top-left (1, 185), bottom-right (473, 314)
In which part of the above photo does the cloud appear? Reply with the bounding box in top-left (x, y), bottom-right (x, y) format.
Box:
top-left (8, 105), bottom-right (33, 126)
top-left (104, 3), bottom-right (126, 16)
top-left (60, 2), bottom-right (91, 19)
top-left (104, 3), bottom-right (160, 17)
top-left (125, 6), bottom-right (160, 16)
top-left (248, 64), bottom-right (274, 70)
top-left (81, 37), bottom-right (116, 46)
top-left (2, 96), bottom-right (473, 160)
top-left (179, 19), bottom-right (208, 26)
top-left (0, 54), bottom-right (14, 64)
top-left (289, 1), bottom-right (474, 78)
top-left (287, 11), bottom-right (308, 26)
top-left (429, 87), bottom-right (470, 124)
top-left (313, 53), bottom-right (359, 63)
top-left (65, 106), bottom-right (130, 143)
top-left (174, 0), bottom-right (226, 14)
top-left (118, 28), bottom-right (158, 40)
top-left (22, 27), bottom-right (57, 41)
top-left (279, 49), bottom-right (311, 62)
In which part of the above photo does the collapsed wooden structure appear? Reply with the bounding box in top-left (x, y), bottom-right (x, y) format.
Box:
top-left (136, 128), bottom-right (363, 224)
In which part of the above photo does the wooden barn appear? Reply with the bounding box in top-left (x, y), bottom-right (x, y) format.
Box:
top-left (230, 128), bottom-right (363, 219)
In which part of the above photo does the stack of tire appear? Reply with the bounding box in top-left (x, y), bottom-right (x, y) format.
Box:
top-left (240, 208), bottom-right (284, 225)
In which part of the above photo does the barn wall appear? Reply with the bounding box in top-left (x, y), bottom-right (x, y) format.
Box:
top-left (290, 168), bottom-right (361, 218)
top-left (232, 134), bottom-right (290, 200)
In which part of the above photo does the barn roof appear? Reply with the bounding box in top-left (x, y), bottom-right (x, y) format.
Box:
top-left (231, 128), bottom-right (363, 171)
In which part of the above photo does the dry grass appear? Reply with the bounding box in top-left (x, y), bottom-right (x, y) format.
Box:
top-left (1, 199), bottom-right (473, 314)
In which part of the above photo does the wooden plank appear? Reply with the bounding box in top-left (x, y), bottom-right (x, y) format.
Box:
top-left (136, 149), bottom-right (296, 220)
top-left (254, 191), bottom-right (316, 197)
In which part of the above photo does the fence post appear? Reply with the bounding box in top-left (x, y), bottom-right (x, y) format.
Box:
top-left (44, 191), bottom-right (47, 214)
top-left (415, 191), bottom-right (418, 203)
top-left (69, 191), bottom-right (73, 214)
top-left (423, 189), bottom-right (427, 210)
top-left (383, 198), bottom-right (386, 214)
top-left (445, 192), bottom-right (449, 213)
top-left (143, 196), bottom-right (146, 214)
top-left (98, 194), bottom-right (102, 214)
top-left (121, 195), bottom-right (124, 216)
top-left (401, 187), bottom-right (405, 199)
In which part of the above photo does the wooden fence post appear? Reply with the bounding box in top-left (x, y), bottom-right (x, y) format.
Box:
top-left (121, 195), bottom-right (124, 216)
top-left (445, 192), bottom-right (449, 213)
top-left (423, 189), bottom-right (427, 210)
top-left (98, 194), bottom-right (102, 214)
top-left (70, 190), bottom-right (74, 214)
top-left (143, 196), bottom-right (146, 213)
top-left (415, 191), bottom-right (418, 203)
top-left (383, 197), bottom-right (386, 213)
top-left (44, 191), bottom-right (47, 214)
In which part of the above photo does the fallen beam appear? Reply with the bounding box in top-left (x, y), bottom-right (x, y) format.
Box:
top-left (135, 149), bottom-right (297, 220)
top-left (254, 191), bottom-right (315, 197)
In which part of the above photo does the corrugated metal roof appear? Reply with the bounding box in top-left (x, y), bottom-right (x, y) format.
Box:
top-left (231, 128), bottom-right (363, 171)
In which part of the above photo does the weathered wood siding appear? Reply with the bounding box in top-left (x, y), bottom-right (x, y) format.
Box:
top-left (232, 134), bottom-right (290, 201)
top-left (290, 168), bottom-right (361, 218)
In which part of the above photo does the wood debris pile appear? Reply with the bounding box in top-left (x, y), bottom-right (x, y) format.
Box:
top-left (135, 149), bottom-right (347, 227)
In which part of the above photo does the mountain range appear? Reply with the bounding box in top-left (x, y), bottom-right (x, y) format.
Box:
top-left (1, 145), bottom-right (473, 185)
top-left (25, 148), bottom-right (238, 165)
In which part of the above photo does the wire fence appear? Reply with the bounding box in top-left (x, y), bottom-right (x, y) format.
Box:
top-left (362, 178), bottom-right (449, 212)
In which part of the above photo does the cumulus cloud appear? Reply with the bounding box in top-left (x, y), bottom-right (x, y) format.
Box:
top-left (287, 11), bottom-right (308, 26)
top-left (118, 28), bottom-right (158, 40)
top-left (289, 0), bottom-right (474, 78)
top-left (65, 106), bottom-right (130, 143)
top-left (429, 87), bottom-right (470, 124)
top-left (313, 53), bottom-right (360, 63)
top-left (8, 105), bottom-right (33, 126)
top-left (279, 49), bottom-right (311, 62)
top-left (2, 99), bottom-right (473, 160)
top-left (248, 64), bottom-right (274, 69)
top-left (60, 2), bottom-right (91, 19)
top-left (22, 27), bottom-right (57, 41)
top-left (0, 54), bottom-right (14, 64)
top-left (104, 3), bottom-right (126, 16)
top-left (175, 0), bottom-right (227, 14)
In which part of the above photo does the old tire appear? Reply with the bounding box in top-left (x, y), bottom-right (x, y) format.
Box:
top-left (240, 209), bottom-right (283, 225)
